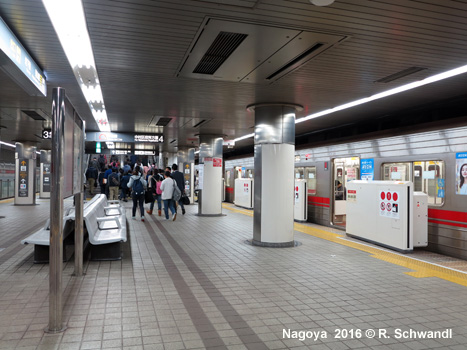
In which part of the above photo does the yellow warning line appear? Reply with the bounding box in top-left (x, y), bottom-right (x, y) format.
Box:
top-left (0, 198), bottom-right (14, 204)
top-left (222, 203), bottom-right (467, 287)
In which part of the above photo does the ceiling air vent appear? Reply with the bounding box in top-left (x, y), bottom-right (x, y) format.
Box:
top-left (193, 31), bottom-right (248, 75)
top-left (375, 67), bottom-right (427, 83)
top-left (155, 117), bottom-right (172, 126)
top-left (22, 110), bottom-right (46, 121)
top-left (178, 18), bottom-right (347, 84)
top-left (266, 43), bottom-right (324, 80)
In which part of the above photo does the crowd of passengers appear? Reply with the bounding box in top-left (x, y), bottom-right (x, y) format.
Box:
top-left (85, 155), bottom-right (185, 222)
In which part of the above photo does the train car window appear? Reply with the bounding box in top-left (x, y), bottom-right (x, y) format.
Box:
top-left (225, 170), bottom-right (231, 186)
top-left (382, 161), bottom-right (444, 206)
top-left (382, 162), bottom-right (411, 181)
top-left (295, 167), bottom-right (304, 179)
top-left (305, 167), bottom-right (317, 195)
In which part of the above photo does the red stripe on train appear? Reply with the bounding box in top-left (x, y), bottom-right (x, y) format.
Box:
top-left (428, 209), bottom-right (467, 223)
top-left (225, 187), bottom-right (234, 193)
top-left (428, 219), bottom-right (467, 229)
top-left (308, 196), bottom-right (330, 204)
top-left (308, 202), bottom-right (330, 208)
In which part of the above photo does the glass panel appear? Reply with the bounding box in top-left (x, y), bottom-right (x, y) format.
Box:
top-left (424, 161), bottom-right (444, 206)
top-left (304, 167), bottom-right (317, 195)
top-left (294, 167), bottom-right (304, 179)
top-left (382, 163), bottom-right (411, 181)
top-left (225, 170), bottom-right (231, 186)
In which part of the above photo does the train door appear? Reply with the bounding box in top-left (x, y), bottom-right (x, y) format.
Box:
top-left (225, 169), bottom-right (233, 202)
top-left (332, 157), bottom-right (360, 226)
top-left (415, 161), bottom-right (443, 205)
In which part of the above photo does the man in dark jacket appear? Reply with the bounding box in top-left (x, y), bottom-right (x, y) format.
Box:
top-left (85, 166), bottom-right (98, 195)
top-left (171, 164), bottom-right (186, 215)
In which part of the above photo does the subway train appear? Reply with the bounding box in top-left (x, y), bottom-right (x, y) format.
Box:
top-left (224, 124), bottom-right (467, 260)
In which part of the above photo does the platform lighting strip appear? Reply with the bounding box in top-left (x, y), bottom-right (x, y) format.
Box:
top-left (42, 0), bottom-right (113, 149)
top-left (233, 63), bottom-right (467, 142)
top-left (0, 141), bottom-right (41, 154)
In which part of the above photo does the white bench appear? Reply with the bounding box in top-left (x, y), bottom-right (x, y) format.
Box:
top-left (83, 195), bottom-right (127, 260)
top-left (21, 194), bottom-right (121, 263)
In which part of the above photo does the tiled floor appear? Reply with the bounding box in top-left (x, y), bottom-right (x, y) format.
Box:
top-left (0, 197), bottom-right (467, 349)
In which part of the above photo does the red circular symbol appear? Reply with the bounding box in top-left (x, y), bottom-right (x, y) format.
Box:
top-left (393, 192), bottom-right (398, 201)
top-left (387, 203), bottom-right (392, 211)
top-left (381, 202), bottom-right (385, 210)
top-left (387, 192), bottom-right (392, 201)
top-left (380, 192), bottom-right (385, 200)
top-left (295, 186), bottom-right (298, 191)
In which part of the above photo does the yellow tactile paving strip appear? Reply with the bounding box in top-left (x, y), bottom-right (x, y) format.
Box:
top-left (222, 202), bottom-right (467, 287)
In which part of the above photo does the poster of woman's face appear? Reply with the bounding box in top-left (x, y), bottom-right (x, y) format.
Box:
top-left (456, 160), bottom-right (467, 195)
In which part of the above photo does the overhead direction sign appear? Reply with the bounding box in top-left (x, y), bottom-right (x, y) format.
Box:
top-left (0, 17), bottom-right (47, 96)
top-left (87, 132), bottom-right (164, 143)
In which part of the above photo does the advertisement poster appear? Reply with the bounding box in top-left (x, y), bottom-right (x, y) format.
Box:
top-left (456, 152), bottom-right (467, 195)
top-left (360, 158), bottom-right (374, 181)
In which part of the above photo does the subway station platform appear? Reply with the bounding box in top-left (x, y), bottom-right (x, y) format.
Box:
top-left (0, 197), bottom-right (467, 350)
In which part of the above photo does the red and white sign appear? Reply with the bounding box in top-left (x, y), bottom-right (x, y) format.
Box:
top-left (347, 189), bottom-right (357, 202)
top-left (244, 183), bottom-right (249, 193)
top-left (213, 158), bottom-right (222, 167)
top-left (379, 190), bottom-right (400, 219)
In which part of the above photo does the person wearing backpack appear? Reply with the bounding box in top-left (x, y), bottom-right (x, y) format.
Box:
top-left (108, 167), bottom-right (120, 200)
top-left (127, 166), bottom-right (147, 221)
top-left (120, 171), bottom-right (131, 202)
top-left (160, 171), bottom-right (177, 221)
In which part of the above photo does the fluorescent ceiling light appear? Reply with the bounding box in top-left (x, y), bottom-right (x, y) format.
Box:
top-left (235, 63), bottom-right (467, 142)
top-left (233, 133), bottom-right (255, 142)
top-left (42, 0), bottom-right (109, 132)
top-left (0, 141), bottom-right (15, 148)
top-left (295, 63), bottom-right (467, 124)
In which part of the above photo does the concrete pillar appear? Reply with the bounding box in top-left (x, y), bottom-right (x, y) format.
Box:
top-left (14, 143), bottom-right (37, 205)
top-left (249, 103), bottom-right (302, 247)
top-left (198, 135), bottom-right (223, 216)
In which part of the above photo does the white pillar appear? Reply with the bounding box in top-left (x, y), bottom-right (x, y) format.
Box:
top-left (249, 103), bottom-right (302, 247)
top-left (198, 135), bottom-right (223, 216)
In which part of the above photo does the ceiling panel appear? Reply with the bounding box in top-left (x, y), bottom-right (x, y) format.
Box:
top-left (1, 0), bottom-right (467, 153)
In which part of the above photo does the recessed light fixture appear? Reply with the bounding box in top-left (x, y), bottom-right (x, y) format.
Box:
top-left (310, 0), bottom-right (335, 6)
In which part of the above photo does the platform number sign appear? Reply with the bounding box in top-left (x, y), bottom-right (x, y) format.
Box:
top-left (42, 129), bottom-right (52, 139)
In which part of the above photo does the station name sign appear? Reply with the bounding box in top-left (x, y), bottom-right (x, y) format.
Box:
top-left (0, 18), bottom-right (47, 96)
top-left (110, 150), bottom-right (155, 156)
top-left (87, 132), bottom-right (163, 143)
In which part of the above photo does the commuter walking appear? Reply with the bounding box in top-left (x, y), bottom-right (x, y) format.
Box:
top-left (107, 167), bottom-right (120, 200)
top-left (160, 170), bottom-right (177, 221)
top-left (98, 170), bottom-right (106, 196)
top-left (171, 164), bottom-right (186, 215)
top-left (85, 165), bottom-right (98, 196)
top-left (147, 170), bottom-right (163, 216)
top-left (127, 166), bottom-right (147, 221)
top-left (120, 171), bottom-right (130, 202)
